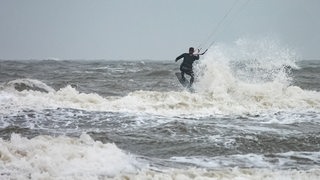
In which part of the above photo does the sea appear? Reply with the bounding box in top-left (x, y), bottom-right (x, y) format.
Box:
top-left (1, 41), bottom-right (320, 179)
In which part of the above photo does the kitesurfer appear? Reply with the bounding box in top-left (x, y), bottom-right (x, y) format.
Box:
top-left (175, 47), bottom-right (207, 88)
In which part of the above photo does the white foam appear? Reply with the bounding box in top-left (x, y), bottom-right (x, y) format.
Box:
top-left (121, 168), bottom-right (320, 180)
top-left (170, 151), bottom-right (320, 169)
top-left (1, 81), bottom-right (320, 118)
top-left (0, 134), bottom-right (139, 179)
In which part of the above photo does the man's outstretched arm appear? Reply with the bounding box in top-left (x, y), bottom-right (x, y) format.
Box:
top-left (175, 54), bottom-right (185, 62)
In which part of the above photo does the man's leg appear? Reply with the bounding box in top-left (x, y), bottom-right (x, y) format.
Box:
top-left (187, 71), bottom-right (195, 88)
top-left (189, 74), bottom-right (194, 87)
top-left (181, 71), bottom-right (186, 81)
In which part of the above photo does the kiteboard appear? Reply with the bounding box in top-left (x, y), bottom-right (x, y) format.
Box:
top-left (175, 72), bottom-right (194, 93)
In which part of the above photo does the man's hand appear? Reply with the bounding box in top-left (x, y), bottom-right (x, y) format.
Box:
top-left (199, 49), bottom-right (208, 55)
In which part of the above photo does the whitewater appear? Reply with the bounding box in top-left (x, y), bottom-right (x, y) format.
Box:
top-left (1, 39), bottom-right (320, 179)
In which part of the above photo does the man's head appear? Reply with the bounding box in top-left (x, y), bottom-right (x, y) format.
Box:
top-left (189, 47), bottom-right (194, 54)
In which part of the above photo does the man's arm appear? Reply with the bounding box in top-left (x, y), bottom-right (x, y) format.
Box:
top-left (194, 54), bottom-right (200, 60)
top-left (195, 49), bottom-right (208, 56)
top-left (193, 49), bottom-right (207, 61)
top-left (175, 53), bottom-right (185, 62)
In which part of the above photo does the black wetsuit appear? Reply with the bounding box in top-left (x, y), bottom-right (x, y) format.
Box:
top-left (175, 53), bottom-right (199, 86)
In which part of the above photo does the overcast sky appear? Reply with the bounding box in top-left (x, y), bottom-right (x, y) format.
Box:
top-left (0, 0), bottom-right (319, 60)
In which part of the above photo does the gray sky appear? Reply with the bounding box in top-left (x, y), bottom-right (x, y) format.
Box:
top-left (0, 0), bottom-right (319, 60)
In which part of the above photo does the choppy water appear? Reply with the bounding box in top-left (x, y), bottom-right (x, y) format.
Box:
top-left (1, 41), bottom-right (320, 179)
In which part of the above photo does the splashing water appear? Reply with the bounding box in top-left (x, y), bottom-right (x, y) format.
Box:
top-left (195, 38), bottom-right (298, 92)
top-left (190, 38), bottom-right (319, 114)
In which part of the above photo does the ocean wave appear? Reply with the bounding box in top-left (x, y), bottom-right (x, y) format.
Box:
top-left (1, 39), bottom-right (319, 116)
top-left (0, 134), bottom-right (139, 179)
top-left (4, 78), bottom-right (55, 93)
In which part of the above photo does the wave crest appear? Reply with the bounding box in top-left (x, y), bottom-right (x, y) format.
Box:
top-left (5, 79), bottom-right (55, 93)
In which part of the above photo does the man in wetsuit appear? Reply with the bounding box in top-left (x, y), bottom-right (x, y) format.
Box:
top-left (175, 47), bottom-right (206, 88)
